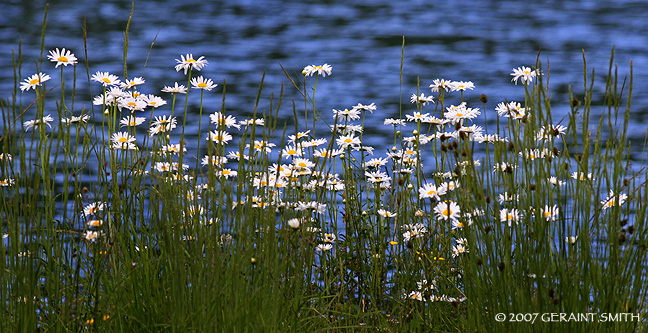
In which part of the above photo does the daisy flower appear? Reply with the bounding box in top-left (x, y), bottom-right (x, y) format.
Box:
top-left (366, 171), bottom-right (391, 185)
top-left (377, 209), bottom-right (396, 218)
top-left (119, 97), bottom-right (148, 112)
top-left (600, 190), bottom-right (628, 210)
top-left (120, 115), bottom-right (146, 127)
top-left (351, 103), bottom-right (376, 113)
top-left (452, 244), bottom-right (468, 257)
top-left (24, 115), bottom-right (54, 131)
top-left (210, 112), bottom-right (240, 129)
top-left (120, 77), bottom-right (145, 89)
top-left (47, 48), bottom-right (78, 68)
top-left (332, 108), bottom-right (361, 121)
top-left (450, 81), bottom-right (475, 92)
top-left (161, 82), bottom-right (188, 94)
top-left (410, 93), bottom-right (434, 106)
top-left (384, 118), bottom-right (406, 126)
top-left (249, 140), bottom-right (276, 154)
top-left (281, 145), bottom-right (302, 159)
top-left (111, 132), bottom-right (136, 146)
top-left (287, 218), bottom-right (301, 230)
top-left (85, 231), bottom-right (99, 242)
top-left (20, 73), bottom-right (51, 92)
top-left (429, 78), bottom-right (452, 92)
top-left (418, 183), bottom-right (447, 200)
top-left (500, 208), bottom-right (520, 226)
top-left (239, 118), bottom-right (265, 127)
top-left (451, 219), bottom-right (465, 230)
top-left (201, 155), bottom-right (228, 166)
top-left (548, 176), bottom-right (566, 186)
top-left (434, 201), bottom-right (461, 221)
top-left (316, 243), bottom-right (333, 251)
top-left (302, 64), bottom-right (332, 77)
top-left (444, 103), bottom-right (480, 124)
top-left (143, 95), bottom-right (167, 108)
top-left (0, 179), bottom-right (15, 187)
top-left (190, 76), bottom-right (217, 91)
top-left (364, 157), bottom-right (389, 168)
top-left (565, 236), bottom-right (578, 244)
top-left (541, 204), bottom-right (560, 221)
top-left (293, 158), bottom-right (315, 169)
top-left (86, 220), bottom-right (103, 228)
top-left (407, 291), bottom-right (424, 301)
top-left (495, 101), bottom-right (526, 119)
top-left (91, 71), bottom-right (121, 86)
top-left (571, 172), bottom-right (595, 181)
top-left (149, 115), bottom-right (178, 136)
top-left (336, 134), bottom-right (361, 149)
top-left (288, 130), bottom-right (311, 143)
top-left (313, 148), bottom-right (342, 158)
top-left (0, 153), bottom-right (12, 161)
top-left (61, 114), bottom-right (90, 125)
top-left (510, 66), bottom-right (540, 85)
top-left (216, 169), bottom-right (237, 178)
top-left (402, 223), bottom-right (427, 242)
top-left (161, 144), bottom-right (186, 155)
top-left (83, 202), bottom-right (106, 217)
top-left (175, 54), bottom-right (208, 75)
top-left (303, 137), bottom-right (327, 148)
top-left (405, 112), bottom-right (431, 123)
top-left (206, 131), bottom-right (233, 144)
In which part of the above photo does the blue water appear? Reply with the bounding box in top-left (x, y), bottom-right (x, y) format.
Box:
top-left (1, 0), bottom-right (647, 146)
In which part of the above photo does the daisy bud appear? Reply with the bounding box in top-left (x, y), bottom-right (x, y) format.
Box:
top-left (287, 218), bottom-right (300, 230)
top-left (251, 257), bottom-right (257, 264)
top-left (571, 98), bottom-right (580, 107)
top-left (498, 262), bottom-right (505, 271)
top-left (391, 146), bottom-right (397, 152)
top-left (412, 130), bottom-right (418, 136)
top-left (104, 110), bottom-right (109, 115)
top-left (407, 184), bottom-right (413, 189)
top-left (480, 94), bottom-right (488, 103)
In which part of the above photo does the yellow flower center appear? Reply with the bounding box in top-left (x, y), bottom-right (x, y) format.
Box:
top-left (443, 209), bottom-right (452, 216)
top-left (186, 59), bottom-right (196, 63)
top-left (507, 214), bottom-right (514, 220)
top-left (344, 138), bottom-right (352, 143)
top-left (58, 56), bottom-right (69, 62)
top-left (222, 170), bottom-right (231, 175)
top-left (29, 78), bottom-right (40, 85)
top-left (198, 82), bottom-right (207, 88)
top-left (456, 113), bottom-right (463, 117)
top-left (102, 78), bottom-right (112, 83)
top-left (127, 102), bottom-right (136, 106)
top-left (544, 211), bottom-right (552, 217)
top-left (298, 162), bottom-right (307, 167)
top-left (118, 137), bottom-right (128, 142)
top-left (427, 190), bottom-right (436, 195)
top-left (288, 149), bottom-right (296, 154)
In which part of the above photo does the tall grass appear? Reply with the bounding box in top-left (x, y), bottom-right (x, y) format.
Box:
top-left (1, 11), bottom-right (646, 332)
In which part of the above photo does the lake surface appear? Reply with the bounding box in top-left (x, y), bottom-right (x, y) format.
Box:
top-left (1, 0), bottom-right (647, 169)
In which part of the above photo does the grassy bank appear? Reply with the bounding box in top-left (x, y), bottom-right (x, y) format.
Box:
top-left (0, 10), bottom-right (646, 332)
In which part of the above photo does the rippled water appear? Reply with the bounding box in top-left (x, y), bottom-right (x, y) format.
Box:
top-left (1, 0), bottom-right (647, 154)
